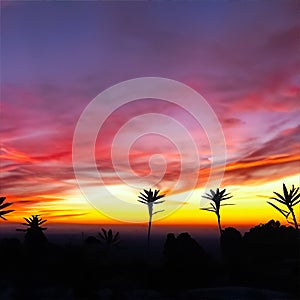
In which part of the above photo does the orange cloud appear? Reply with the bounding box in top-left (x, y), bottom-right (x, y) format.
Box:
top-left (0, 147), bottom-right (36, 163)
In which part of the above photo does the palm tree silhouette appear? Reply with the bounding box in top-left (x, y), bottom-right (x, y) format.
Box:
top-left (98, 228), bottom-right (121, 253)
top-left (0, 196), bottom-right (14, 220)
top-left (267, 183), bottom-right (300, 230)
top-left (138, 188), bottom-right (166, 248)
top-left (17, 215), bottom-right (48, 245)
top-left (200, 188), bottom-right (233, 235)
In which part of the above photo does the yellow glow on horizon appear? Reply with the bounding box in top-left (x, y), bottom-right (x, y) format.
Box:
top-left (156, 174), bottom-right (300, 227)
top-left (3, 174), bottom-right (299, 228)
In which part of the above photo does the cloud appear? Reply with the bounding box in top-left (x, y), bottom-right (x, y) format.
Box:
top-left (1, 1), bottom-right (299, 223)
top-left (222, 154), bottom-right (299, 186)
top-left (246, 125), bottom-right (300, 160)
top-left (43, 213), bottom-right (89, 220)
top-left (220, 126), bottom-right (300, 186)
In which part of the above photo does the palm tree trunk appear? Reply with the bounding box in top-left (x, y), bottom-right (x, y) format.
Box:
top-left (147, 203), bottom-right (153, 249)
top-left (217, 213), bottom-right (222, 236)
top-left (147, 216), bottom-right (152, 249)
top-left (290, 207), bottom-right (299, 231)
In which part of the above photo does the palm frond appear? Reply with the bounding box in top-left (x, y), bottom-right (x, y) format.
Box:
top-left (153, 189), bottom-right (159, 198)
top-left (102, 228), bottom-right (108, 239)
top-left (200, 207), bottom-right (216, 212)
top-left (210, 189), bottom-right (216, 197)
top-left (210, 202), bottom-right (217, 210)
top-left (203, 194), bottom-right (213, 200)
top-left (138, 200), bottom-right (148, 204)
top-left (283, 184), bottom-right (289, 201)
top-left (143, 189), bottom-right (150, 196)
top-left (267, 201), bottom-right (290, 218)
top-left (139, 193), bottom-right (149, 202)
top-left (270, 195), bottom-right (288, 205)
top-left (0, 202), bottom-right (13, 210)
top-left (108, 229), bottom-right (113, 242)
top-left (153, 200), bottom-right (165, 205)
top-left (0, 197), bottom-right (14, 220)
top-left (112, 232), bottom-right (120, 243)
top-left (293, 198), bottom-right (300, 206)
top-left (24, 217), bottom-right (31, 224)
top-left (221, 195), bottom-right (233, 200)
top-left (0, 210), bottom-right (14, 217)
top-left (98, 231), bottom-right (105, 240)
top-left (219, 189), bottom-right (226, 196)
top-left (153, 210), bottom-right (164, 215)
top-left (291, 193), bottom-right (300, 205)
top-left (0, 197), bottom-right (7, 205)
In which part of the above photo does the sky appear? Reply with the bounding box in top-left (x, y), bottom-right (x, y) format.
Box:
top-left (1, 1), bottom-right (299, 229)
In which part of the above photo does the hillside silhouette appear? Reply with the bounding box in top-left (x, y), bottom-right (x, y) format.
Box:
top-left (0, 220), bottom-right (299, 300)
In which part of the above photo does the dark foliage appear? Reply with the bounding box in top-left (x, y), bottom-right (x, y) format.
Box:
top-left (162, 232), bottom-right (212, 289)
top-left (220, 227), bottom-right (243, 282)
top-left (267, 183), bottom-right (300, 230)
top-left (243, 219), bottom-right (299, 262)
top-left (138, 188), bottom-right (166, 247)
top-left (16, 215), bottom-right (48, 246)
top-left (0, 220), bottom-right (298, 299)
top-left (0, 196), bottom-right (14, 220)
top-left (201, 188), bottom-right (233, 235)
top-left (242, 220), bottom-right (299, 295)
top-left (221, 227), bottom-right (242, 261)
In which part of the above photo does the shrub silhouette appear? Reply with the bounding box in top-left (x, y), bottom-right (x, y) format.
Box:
top-left (163, 232), bottom-right (209, 288)
top-left (242, 219), bottom-right (299, 293)
top-left (138, 188), bottom-right (166, 248)
top-left (200, 188), bottom-right (233, 235)
top-left (85, 235), bottom-right (99, 245)
top-left (221, 227), bottom-right (242, 261)
top-left (0, 196), bottom-right (14, 220)
top-left (267, 183), bottom-right (300, 230)
top-left (0, 238), bottom-right (22, 274)
top-left (243, 219), bottom-right (298, 262)
top-left (16, 215), bottom-right (48, 246)
top-left (163, 232), bottom-right (207, 267)
top-left (220, 227), bottom-right (243, 281)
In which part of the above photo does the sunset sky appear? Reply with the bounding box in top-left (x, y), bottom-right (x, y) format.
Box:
top-left (1, 1), bottom-right (299, 229)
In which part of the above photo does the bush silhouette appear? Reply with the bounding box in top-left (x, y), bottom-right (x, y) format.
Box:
top-left (243, 219), bottom-right (298, 262)
top-left (221, 227), bottom-right (242, 261)
top-left (163, 232), bottom-right (210, 289)
top-left (163, 232), bottom-right (207, 268)
top-left (220, 227), bottom-right (243, 282)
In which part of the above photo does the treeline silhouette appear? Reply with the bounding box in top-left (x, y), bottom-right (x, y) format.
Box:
top-left (0, 184), bottom-right (299, 300)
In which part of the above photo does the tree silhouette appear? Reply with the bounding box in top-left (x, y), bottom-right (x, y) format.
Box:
top-left (200, 188), bottom-right (233, 235)
top-left (138, 188), bottom-right (166, 248)
top-left (0, 196), bottom-right (14, 220)
top-left (17, 215), bottom-right (48, 245)
top-left (98, 228), bottom-right (120, 254)
top-left (267, 183), bottom-right (300, 230)
top-left (243, 219), bottom-right (299, 262)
